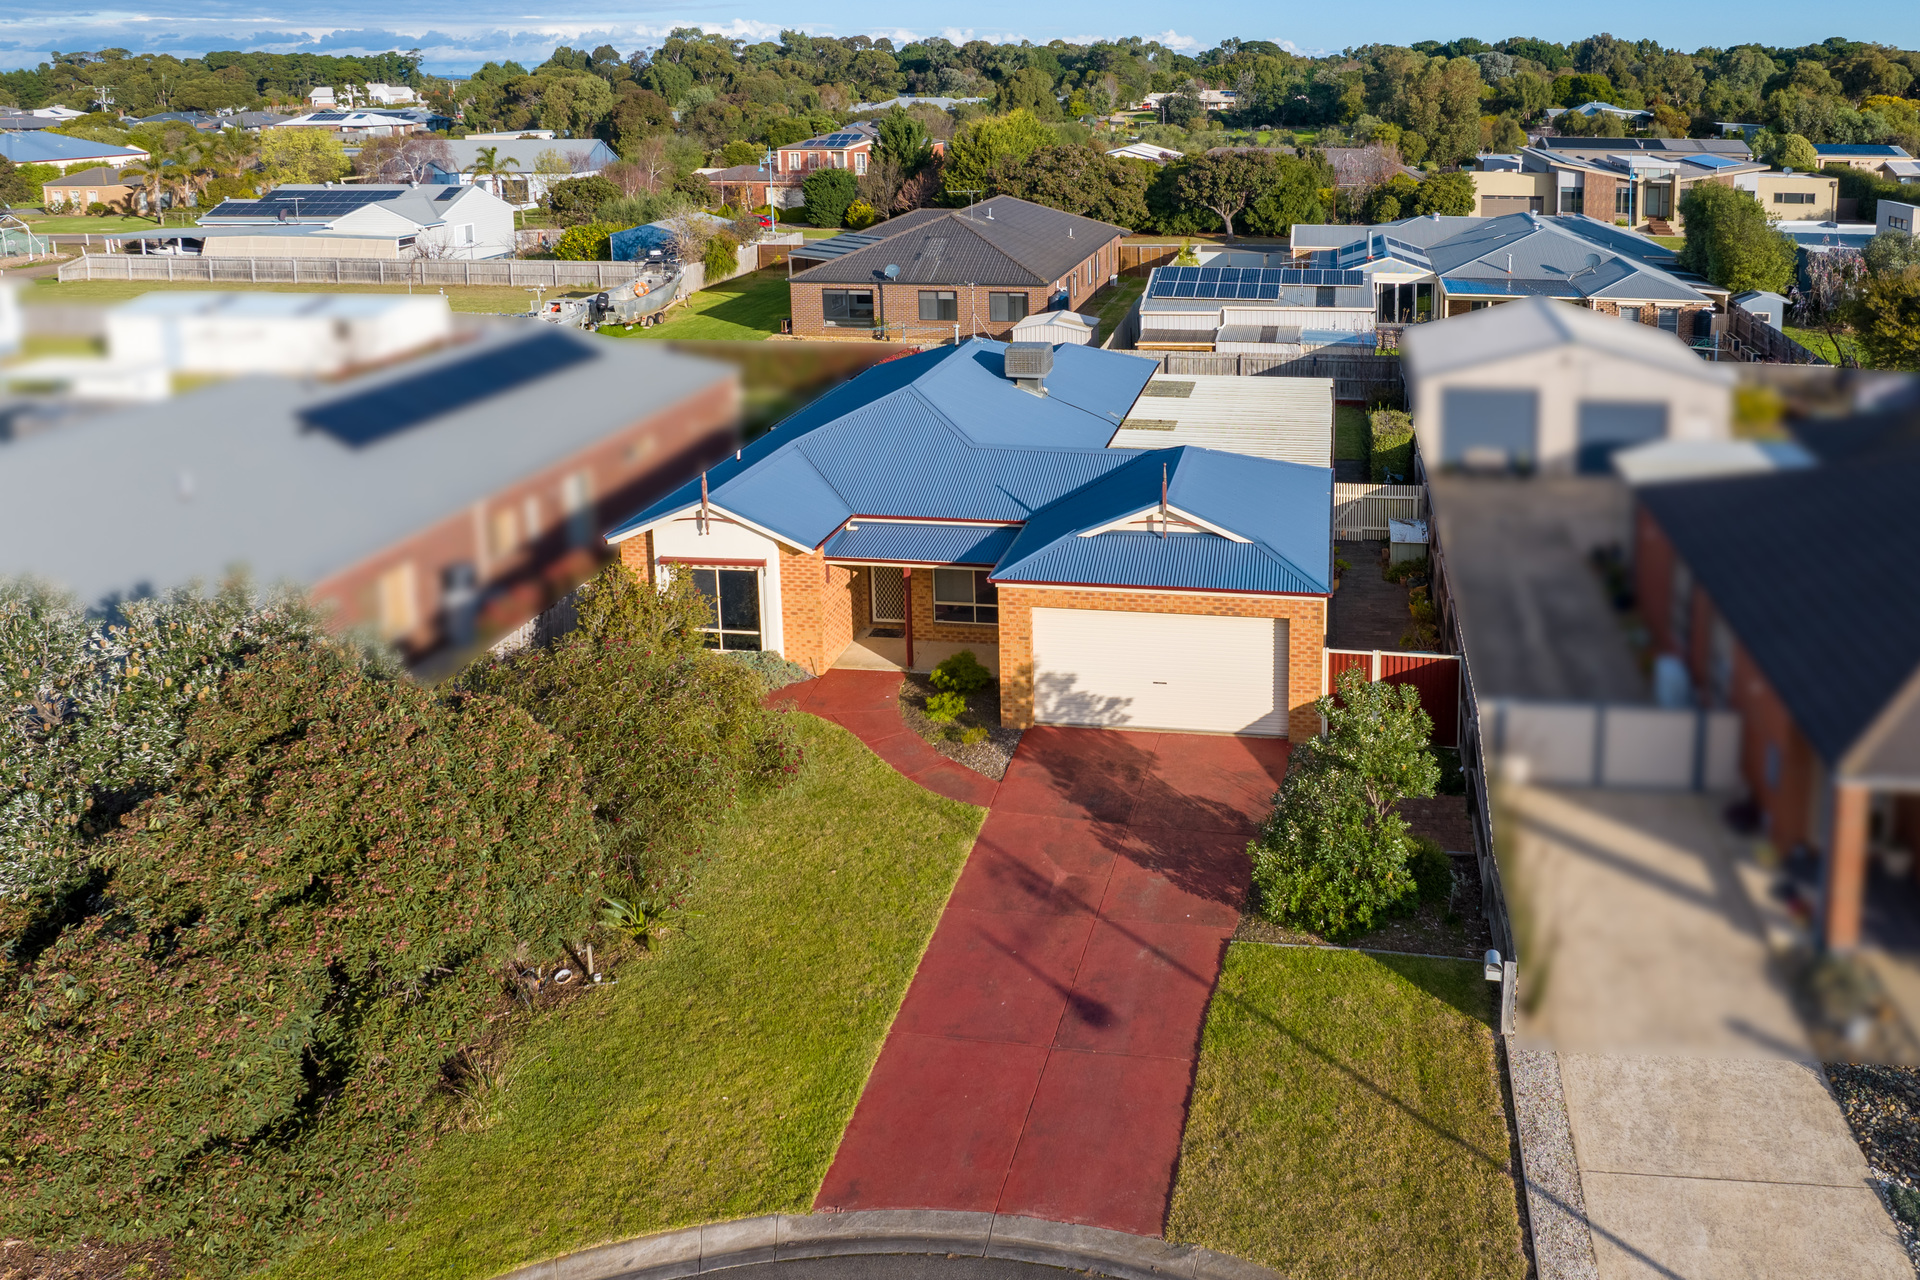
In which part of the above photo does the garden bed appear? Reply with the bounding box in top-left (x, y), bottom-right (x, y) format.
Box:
top-left (1167, 946), bottom-right (1526, 1280)
top-left (1233, 847), bottom-right (1494, 961)
top-left (1826, 1062), bottom-right (1920, 1271)
top-left (896, 671), bottom-right (1023, 780)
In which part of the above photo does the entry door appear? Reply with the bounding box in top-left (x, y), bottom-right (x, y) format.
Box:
top-left (1031, 608), bottom-right (1289, 737)
top-left (869, 566), bottom-right (905, 623)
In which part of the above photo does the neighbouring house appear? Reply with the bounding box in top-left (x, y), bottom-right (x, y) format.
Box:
top-left (1631, 422), bottom-right (1920, 952)
top-left (703, 125), bottom-right (888, 211)
top-left (1732, 290), bottom-right (1787, 328)
top-left (0, 327), bottom-right (741, 658)
top-left (1106, 142), bottom-right (1185, 164)
top-left (366, 83), bottom-right (419, 106)
top-left (1880, 158), bottom-right (1920, 184)
top-left (1287, 211), bottom-right (1718, 329)
top-left (110, 183), bottom-right (518, 260)
top-left (425, 138), bottom-right (619, 207)
top-left (1878, 200), bottom-right (1920, 238)
top-left (0, 129), bottom-right (148, 174)
top-left (1206, 143), bottom-right (1416, 189)
top-left (40, 165), bottom-right (139, 212)
top-left (605, 338), bottom-right (1334, 739)
top-left (785, 197), bottom-right (1125, 340)
top-left (1141, 88), bottom-right (1238, 111)
top-left (309, 87), bottom-right (338, 108)
top-left (265, 107), bottom-right (450, 139)
top-left (1814, 143), bottom-right (1914, 172)
top-left (775, 123), bottom-right (877, 178)
top-left (1401, 294), bottom-right (1734, 473)
top-left (1133, 261), bottom-right (1376, 354)
top-left (1474, 140), bottom-right (1835, 229)
top-left (0, 105), bottom-right (86, 131)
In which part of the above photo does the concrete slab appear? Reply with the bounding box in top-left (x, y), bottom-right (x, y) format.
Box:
top-left (986, 1216), bottom-right (1198, 1280)
top-left (776, 1209), bottom-right (992, 1258)
top-left (1580, 1173), bottom-right (1909, 1280)
top-left (699, 1217), bottom-right (781, 1271)
top-left (1560, 1055), bottom-right (1871, 1186)
top-left (530, 1226), bottom-right (703, 1280)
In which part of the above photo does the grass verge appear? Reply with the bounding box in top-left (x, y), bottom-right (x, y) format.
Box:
top-left (604, 268), bottom-right (791, 341)
top-left (23, 277), bottom-right (597, 314)
top-left (1168, 946), bottom-right (1525, 1280)
top-left (1088, 275), bottom-right (1147, 343)
top-left (1334, 405), bottom-right (1369, 462)
top-left (266, 713), bottom-right (983, 1280)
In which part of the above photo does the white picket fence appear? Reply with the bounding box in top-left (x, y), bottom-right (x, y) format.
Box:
top-left (1486, 699), bottom-right (1742, 792)
top-left (57, 253), bottom-right (646, 288)
top-left (1333, 482), bottom-right (1425, 539)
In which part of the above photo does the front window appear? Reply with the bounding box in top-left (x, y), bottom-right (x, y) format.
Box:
top-left (919, 290), bottom-right (957, 321)
top-left (690, 567), bottom-right (762, 651)
top-left (988, 292), bottom-right (1029, 323)
top-left (1615, 186), bottom-right (1632, 216)
top-left (933, 568), bottom-right (998, 625)
top-left (822, 289), bottom-right (875, 325)
top-left (1558, 187), bottom-right (1584, 215)
top-left (1774, 191), bottom-right (1815, 205)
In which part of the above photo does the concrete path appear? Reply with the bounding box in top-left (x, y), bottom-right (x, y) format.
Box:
top-left (815, 724), bottom-right (1287, 1236)
top-left (1508, 784), bottom-right (1910, 1279)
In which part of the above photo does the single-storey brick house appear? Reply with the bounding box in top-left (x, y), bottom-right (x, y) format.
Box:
top-left (607, 339), bottom-right (1333, 739)
top-left (786, 197), bottom-right (1126, 342)
top-left (1632, 424), bottom-right (1920, 951)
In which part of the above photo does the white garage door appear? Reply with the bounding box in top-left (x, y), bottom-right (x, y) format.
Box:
top-left (1031, 608), bottom-right (1289, 737)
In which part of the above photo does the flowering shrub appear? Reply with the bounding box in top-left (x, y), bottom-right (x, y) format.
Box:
top-left (0, 644), bottom-right (603, 1274)
top-left (0, 577), bottom-right (334, 901)
top-left (1249, 668), bottom-right (1439, 937)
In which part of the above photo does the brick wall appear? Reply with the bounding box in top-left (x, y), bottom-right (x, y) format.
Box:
top-left (995, 587), bottom-right (1327, 739)
top-left (776, 544), bottom-right (855, 674)
top-left (311, 378), bottom-right (738, 657)
top-left (788, 236), bottom-right (1120, 340)
top-left (1635, 505), bottom-right (1821, 848)
top-left (1584, 174), bottom-right (1618, 224)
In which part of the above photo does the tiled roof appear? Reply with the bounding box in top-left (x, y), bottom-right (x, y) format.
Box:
top-left (790, 197), bottom-right (1128, 287)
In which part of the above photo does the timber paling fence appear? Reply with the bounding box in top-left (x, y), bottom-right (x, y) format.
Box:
top-left (57, 254), bottom-right (645, 288)
top-left (1153, 350), bottom-right (1404, 403)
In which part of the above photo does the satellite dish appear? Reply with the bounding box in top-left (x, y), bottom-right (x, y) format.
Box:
top-left (883, 264), bottom-right (900, 279)
top-left (1584, 254), bottom-right (1602, 268)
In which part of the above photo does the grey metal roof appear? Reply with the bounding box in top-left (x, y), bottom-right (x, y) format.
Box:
top-left (1539, 137), bottom-right (1753, 157)
top-left (790, 197), bottom-right (1127, 287)
top-left (1422, 213), bottom-right (1710, 305)
top-left (432, 138), bottom-right (618, 174)
top-left (1639, 439), bottom-right (1920, 766)
top-left (0, 327), bottom-right (734, 607)
top-left (1401, 294), bottom-right (1733, 384)
top-left (0, 132), bottom-right (146, 164)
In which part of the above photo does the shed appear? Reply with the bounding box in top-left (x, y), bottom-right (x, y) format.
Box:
top-left (1733, 290), bottom-right (1786, 328)
top-left (1011, 311), bottom-right (1100, 346)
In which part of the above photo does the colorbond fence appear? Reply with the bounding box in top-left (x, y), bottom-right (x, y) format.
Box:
top-left (1325, 648), bottom-right (1460, 747)
top-left (1333, 482), bottom-right (1425, 539)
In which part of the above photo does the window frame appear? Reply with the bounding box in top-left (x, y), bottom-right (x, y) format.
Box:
top-left (988, 291), bottom-right (1029, 324)
top-left (932, 568), bottom-right (999, 626)
top-left (918, 289), bottom-right (958, 322)
top-left (688, 565), bottom-right (765, 652)
top-left (821, 288), bottom-right (876, 325)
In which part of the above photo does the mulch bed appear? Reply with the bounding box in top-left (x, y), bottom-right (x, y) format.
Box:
top-left (1825, 1062), bottom-right (1920, 1268)
top-left (896, 673), bottom-right (1023, 781)
top-left (0, 1240), bottom-right (176, 1280)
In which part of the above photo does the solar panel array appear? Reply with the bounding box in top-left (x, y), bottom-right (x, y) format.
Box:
top-left (208, 189), bottom-right (396, 219)
top-left (1147, 266), bottom-right (1365, 299)
top-left (804, 132), bottom-right (868, 148)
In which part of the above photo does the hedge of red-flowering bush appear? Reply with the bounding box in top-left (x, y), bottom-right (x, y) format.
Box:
top-left (0, 642), bottom-right (604, 1274)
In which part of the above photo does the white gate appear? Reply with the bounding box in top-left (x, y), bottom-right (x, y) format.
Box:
top-left (1334, 483), bottom-right (1425, 539)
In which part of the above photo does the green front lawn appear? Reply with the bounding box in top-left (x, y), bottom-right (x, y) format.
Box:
top-left (1168, 946), bottom-right (1525, 1280)
top-left (604, 267), bottom-right (792, 341)
top-left (268, 714), bottom-right (983, 1280)
top-left (24, 277), bottom-right (595, 315)
top-left (1649, 235), bottom-right (1686, 251)
top-left (13, 212), bottom-right (170, 234)
top-left (1334, 406), bottom-right (1369, 462)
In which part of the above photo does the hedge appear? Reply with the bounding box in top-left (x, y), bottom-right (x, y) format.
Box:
top-left (1369, 408), bottom-right (1415, 483)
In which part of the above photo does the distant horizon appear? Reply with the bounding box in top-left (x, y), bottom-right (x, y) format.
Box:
top-left (3, 5), bottom-right (1919, 76)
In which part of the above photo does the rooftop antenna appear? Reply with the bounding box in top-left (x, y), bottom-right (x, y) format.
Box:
top-left (1159, 462), bottom-right (1169, 538)
top-left (952, 188), bottom-right (982, 219)
top-left (699, 471), bottom-right (711, 534)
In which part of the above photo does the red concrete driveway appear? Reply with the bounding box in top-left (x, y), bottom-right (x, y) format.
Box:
top-left (814, 721), bottom-right (1289, 1236)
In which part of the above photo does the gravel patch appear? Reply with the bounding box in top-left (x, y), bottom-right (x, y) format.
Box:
top-left (1826, 1062), bottom-right (1920, 1276)
top-left (897, 673), bottom-right (1022, 781)
top-left (1507, 1047), bottom-right (1599, 1280)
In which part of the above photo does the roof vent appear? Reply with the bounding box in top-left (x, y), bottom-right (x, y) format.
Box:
top-left (1003, 342), bottom-right (1053, 396)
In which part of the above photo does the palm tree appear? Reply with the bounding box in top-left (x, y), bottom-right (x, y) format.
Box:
top-left (119, 151), bottom-right (182, 224)
top-left (465, 145), bottom-right (520, 197)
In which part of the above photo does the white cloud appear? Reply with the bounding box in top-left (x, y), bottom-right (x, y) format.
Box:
top-left (864, 27), bottom-right (921, 46)
top-left (1148, 29), bottom-right (1200, 52)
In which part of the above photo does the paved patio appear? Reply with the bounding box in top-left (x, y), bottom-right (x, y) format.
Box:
top-left (813, 722), bottom-right (1288, 1236)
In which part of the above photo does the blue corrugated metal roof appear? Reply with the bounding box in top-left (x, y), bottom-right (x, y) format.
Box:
top-left (1815, 144), bottom-right (1910, 157)
top-left (994, 447), bottom-right (1331, 595)
top-left (0, 131), bottom-right (145, 163)
top-left (606, 339), bottom-right (1153, 547)
top-left (823, 522), bottom-right (1021, 565)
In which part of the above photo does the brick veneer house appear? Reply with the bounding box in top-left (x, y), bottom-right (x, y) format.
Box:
top-left (1633, 427), bottom-right (1920, 951)
top-left (786, 197), bottom-right (1126, 342)
top-left (608, 338), bottom-right (1333, 739)
top-left (0, 326), bottom-right (739, 660)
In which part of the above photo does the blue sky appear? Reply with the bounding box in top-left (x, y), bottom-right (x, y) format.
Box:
top-left (2, 1), bottom-right (1916, 74)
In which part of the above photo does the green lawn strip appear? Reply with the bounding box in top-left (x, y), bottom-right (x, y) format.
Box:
top-left (606, 268), bottom-right (792, 341)
top-left (1168, 946), bottom-right (1525, 1280)
top-left (24, 277), bottom-right (595, 315)
top-left (17, 214), bottom-right (170, 234)
top-left (1649, 235), bottom-right (1686, 251)
top-left (1784, 324), bottom-right (1862, 366)
top-left (1089, 276), bottom-right (1147, 342)
top-left (266, 714), bottom-right (984, 1280)
top-left (1334, 405), bottom-right (1369, 462)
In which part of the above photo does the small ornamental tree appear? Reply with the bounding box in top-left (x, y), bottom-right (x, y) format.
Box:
top-left (1249, 668), bottom-right (1439, 938)
top-left (801, 166), bottom-right (858, 228)
top-left (553, 220), bottom-right (617, 260)
top-left (1677, 181), bottom-right (1798, 295)
top-left (545, 173), bottom-right (619, 225)
top-left (1849, 267), bottom-right (1920, 371)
